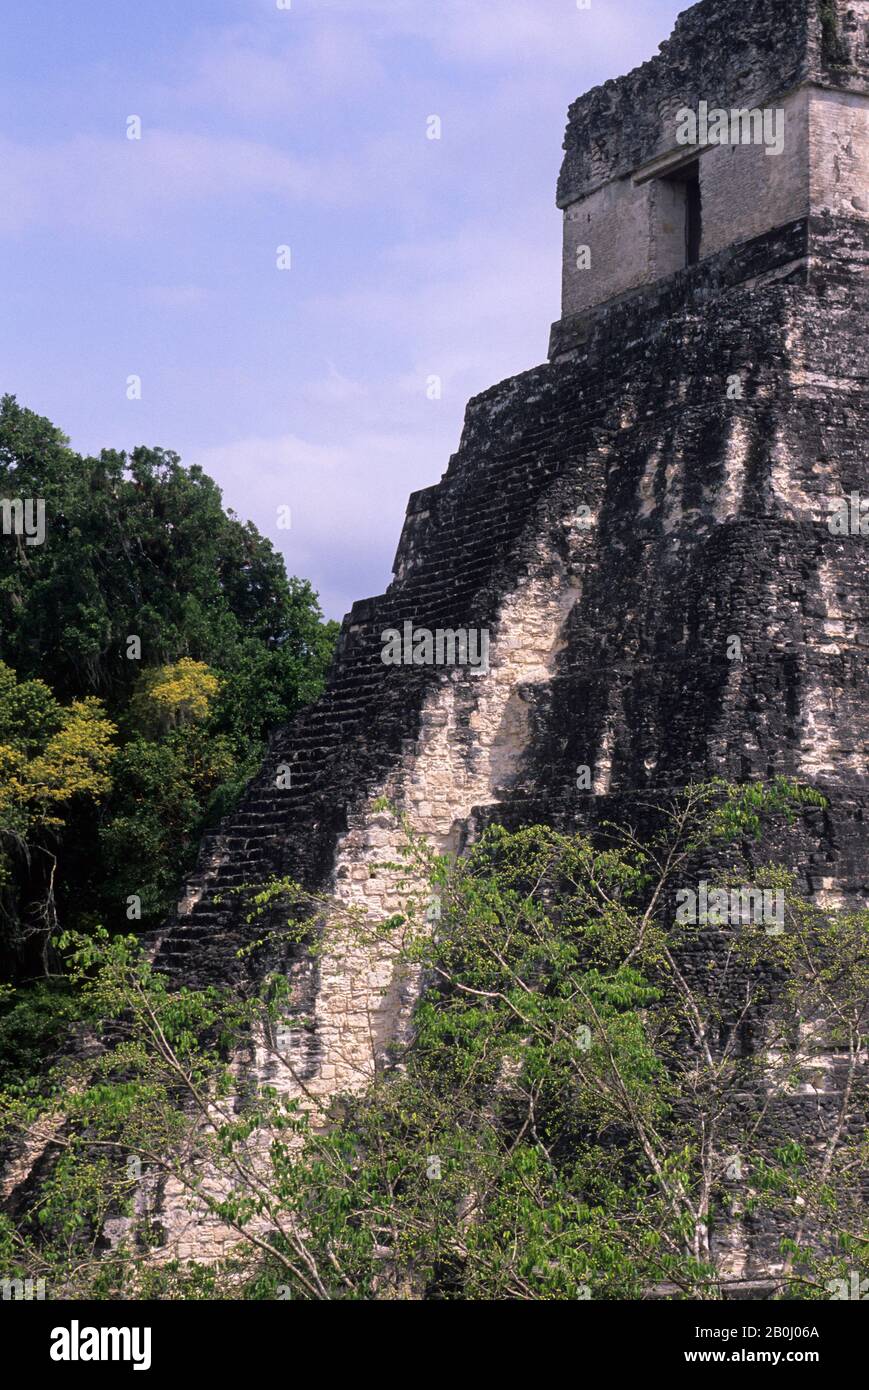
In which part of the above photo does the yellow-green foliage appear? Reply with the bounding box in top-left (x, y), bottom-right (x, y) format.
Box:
top-left (130, 659), bottom-right (221, 735)
top-left (18, 698), bottom-right (116, 815)
top-left (0, 664), bottom-right (115, 826)
top-left (0, 664), bottom-right (116, 886)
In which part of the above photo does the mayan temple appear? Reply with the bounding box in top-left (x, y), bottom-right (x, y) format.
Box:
top-left (132, 0), bottom-right (868, 1275)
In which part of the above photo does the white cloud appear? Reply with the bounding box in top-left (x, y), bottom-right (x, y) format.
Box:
top-left (189, 213), bottom-right (560, 618)
top-left (0, 130), bottom-right (352, 236)
top-left (311, 213), bottom-right (560, 396)
top-left (301, 364), bottom-right (370, 406)
top-left (192, 428), bottom-right (445, 619)
top-left (309, 0), bottom-right (665, 72)
top-left (166, 20), bottom-right (386, 119)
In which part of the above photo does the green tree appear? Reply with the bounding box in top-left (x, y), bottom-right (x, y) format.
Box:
top-left (0, 394), bottom-right (337, 715)
top-left (0, 395), bottom-right (338, 963)
top-left (1, 782), bottom-right (865, 1301)
top-left (97, 727), bottom-right (237, 924)
top-left (0, 662), bottom-right (116, 973)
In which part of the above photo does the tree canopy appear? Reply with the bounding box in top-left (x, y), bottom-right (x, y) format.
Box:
top-left (1, 784), bottom-right (865, 1301)
top-left (0, 395), bottom-right (338, 977)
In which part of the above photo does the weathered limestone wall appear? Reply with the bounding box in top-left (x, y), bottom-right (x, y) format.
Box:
top-left (152, 511), bottom-right (588, 1259)
top-left (561, 176), bottom-right (655, 318)
top-left (559, 0), bottom-right (869, 319)
top-left (562, 89), bottom-right (812, 317)
top-left (558, 0), bottom-right (867, 209)
top-left (268, 569), bottom-right (583, 1109)
top-left (699, 89), bottom-right (810, 258)
top-left (810, 87), bottom-right (869, 216)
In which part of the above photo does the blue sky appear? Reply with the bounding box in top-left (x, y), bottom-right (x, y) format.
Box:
top-left (0, 0), bottom-right (684, 619)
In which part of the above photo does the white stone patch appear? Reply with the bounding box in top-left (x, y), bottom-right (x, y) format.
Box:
top-left (304, 570), bottom-right (582, 1105)
top-left (637, 447), bottom-right (663, 518)
top-left (812, 877), bottom-right (847, 911)
top-left (798, 679), bottom-right (865, 780)
top-left (593, 722), bottom-right (614, 795)
top-left (661, 457), bottom-right (685, 533)
top-left (712, 416), bottom-right (748, 522)
top-left (815, 559), bottom-right (859, 649)
top-left (767, 428), bottom-right (817, 517)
